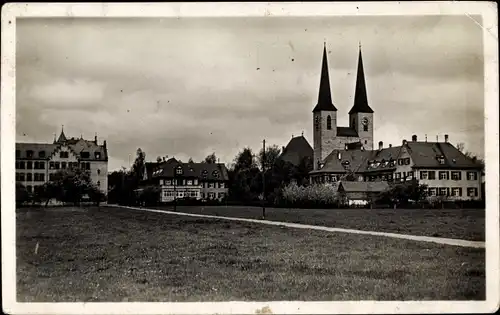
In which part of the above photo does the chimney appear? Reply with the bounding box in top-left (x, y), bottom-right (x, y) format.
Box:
top-left (94, 133), bottom-right (98, 145)
top-left (445, 134), bottom-right (449, 143)
top-left (389, 144), bottom-right (392, 148)
top-left (425, 134), bottom-right (428, 142)
top-left (402, 139), bottom-right (407, 145)
top-left (103, 140), bottom-right (107, 149)
top-left (436, 135), bottom-right (439, 142)
top-left (162, 157), bottom-right (166, 162)
top-left (282, 146), bottom-right (285, 152)
top-left (378, 141), bottom-right (383, 150)
top-left (412, 135), bottom-right (417, 142)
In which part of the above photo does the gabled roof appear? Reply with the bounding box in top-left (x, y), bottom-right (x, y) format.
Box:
top-left (280, 135), bottom-right (313, 166)
top-left (310, 141), bottom-right (481, 175)
top-left (56, 127), bottom-right (67, 143)
top-left (313, 44), bottom-right (337, 112)
top-left (349, 46), bottom-right (374, 114)
top-left (338, 181), bottom-right (389, 193)
top-left (151, 159), bottom-right (229, 181)
top-left (337, 127), bottom-right (359, 137)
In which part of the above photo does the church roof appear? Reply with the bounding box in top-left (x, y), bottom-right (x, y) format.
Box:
top-left (337, 127), bottom-right (359, 137)
top-left (349, 46), bottom-right (374, 114)
top-left (280, 135), bottom-right (313, 166)
top-left (313, 44), bottom-right (337, 112)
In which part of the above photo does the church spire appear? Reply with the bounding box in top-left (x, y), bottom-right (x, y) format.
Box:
top-left (56, 125), bottom-right (67, 143)
top-left (349, 44), bottom-right (374, 114)
top-left (313, 43), bottom-right (337, 112)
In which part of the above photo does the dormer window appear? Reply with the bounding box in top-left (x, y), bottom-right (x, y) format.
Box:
top-left (95, 152), bottom-right (101, 159)
top-left (202, 170), bottom-right (208, 178)
top-left (39, 151), bottom-right (46, 158)
top-left (81, 151), bottom-right (90, 159)
top-left (27, 150), bottom-right (34, 158)
top-left (176, 166), bottom-right (183, 175)
top-left (212, 170), bottom-right (219, 178)
top-left (437, 156), bottom-right (445, 165)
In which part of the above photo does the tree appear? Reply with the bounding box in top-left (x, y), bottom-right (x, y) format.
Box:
top-left (456, 142), bottom-right (485, 171)
top-left (234, 147), bottom-right (257, 171)
top-left (131, 148), bottom-right (146, 183)
top-left (188, 157), bottom-right (194, 163)
top-left (204, 152), bottom-right (217, 164)
top-left (16, 183), bottom-right (30, 207)
top-left (156, 156), bottom-right (163, 163)
top-left (258, 144), bottom-right (281, 171)
top-left (377, 179), bottom-right (428, 208)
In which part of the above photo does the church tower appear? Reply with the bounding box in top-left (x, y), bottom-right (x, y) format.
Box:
top-left (313, 43), bottom-right (337, 170)
top-left (348, 45), bottom-right (374, 150)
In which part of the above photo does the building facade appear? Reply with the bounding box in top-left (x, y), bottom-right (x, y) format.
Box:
top-left (142, 157), bottom-right (229, 203)
top-left (15, 128), bottom-right (109, 195)
top-left (309, 136), bottom-right (483, 201)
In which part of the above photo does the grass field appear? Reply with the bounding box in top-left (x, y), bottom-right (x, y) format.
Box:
top-left (153, 205), bottom-right (485, 241)
top-left (17, 206), bottom-right (485, 302)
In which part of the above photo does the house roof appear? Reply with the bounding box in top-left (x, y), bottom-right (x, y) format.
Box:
top-left (280, 135), bottom-right (313, 166)
top-left (337, 127), bottom-right (359, 137)
top-left (150, 158), bottom-right (229, 181)
top-left (349, 47), bottom-right (374, 114)
top-left (338, 181), bottom-right (389, 193)
top-left (310, 141), bottom-right (481, 175)
top-left (313, 45), bottom-right (337, 112)
top-left (16, 137), bottom-right (108, 161)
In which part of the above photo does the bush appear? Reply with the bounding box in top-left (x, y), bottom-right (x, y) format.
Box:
top-left (275, 182), bottom-right (340, 208)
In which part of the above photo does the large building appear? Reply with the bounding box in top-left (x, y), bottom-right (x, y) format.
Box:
top-left (15, 128), bottom-right (109, 195)
top-left (282, 44), bottom-right (483, 201)
top-left (142, 157), bottom-right (229, 202)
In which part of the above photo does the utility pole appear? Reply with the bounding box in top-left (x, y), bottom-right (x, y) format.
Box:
top-left (262, 139), bottom-right (266, 219)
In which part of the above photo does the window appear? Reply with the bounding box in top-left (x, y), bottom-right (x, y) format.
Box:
top-left (428, 188), bottom-right (436, 196)
top-left (34, 173), bottom-right (39, 181)
top-left (95, 152), bottom-right (101, 159)
top-left (60, 151), bottom-right (69, 158)
top-left (438, 188), bottom-right (447, 196)
top-left (363, 124), bottom-right (368, 132)
top-left (27, 150), bottom-right (34, 158)
top-left (16, 150), bottom-right (20, 158)
top-left (39, 151), bottom-right (46, 158)
top-left (20, 161), bottom-right (25, 169)
top-left (218, 192), bottom-right (225, 199)
top-left (19, 173), bottom-right (25, 181)
top-left (97, 169), bottom-right (101, 175)
top-left (395, 172), bottom-right (401, 179)
top-left (49, 174), bottom-right (55, 181)
top-left (26, 185), bottom-right (32, 193)
top-left (201, 193), bottom-right (205, 199)
top-left (62, 162), bottom-right (67, 169)
top-left (97, 181), bottom-right (101, 187)
top-left (190, 191), bottom-right (197, 197)
top-left (437, 157), bottom-right (445, 164)
top-left (27, 173), bottom-right (32, 181)
top-left (208, 183), bottom-right (214, 188)
top-left (315, 116), bottom-right (320, 130)
top-left (405, 158), bottom-right (411, 165)
top-left (398, 159), bottom-right (403, 166)
top-left (209, 192), bottom-right (215, 199)
top-left (27, 161), bottom-right (33, 169)
top-left (40, 174), bottom-right (45, 181)
top-left (451, 187), bottom-right (462, 197)
top-left (327, 115), bottom-right (332, 130)
top-left (467, 187), bottom-right (478, 197)
top-left (438, 171), bottom-right (448, 180)
top-left (202, 170), bottom-right (208, 178)
top-left (80, 152), bottom-right (90, 159)
top-left (212, 171), bottom-right (219, 178)
top-left (407, 171), bottom-right (414, 179)
top-left (187, 180), bottom-right (193, 185)
top-left (467, 171), bottom-right (478, 181)
top-left (331, 175), bottom-right (338, 182)
top-left (428, 171), bottom-right (436, 180)
top-left (55, 162), bottom-right (60, 170)
top-left (451, 171), bottom-right (461, 181)
top-left (86, 162), bottom-right (91, 170)
top-left (387, 174), bottom-right (393, 181)
top-left (420, 171), bottom-right (428, 180)
top-left (194, 179), bottom-right (198, 185)
top-left (176, 166), bottom-right (183, 175)
top-left (39, 161), bottom-right (45, 169)
top-left (219, 182), bottom-right (225, 189)
top-left (166, 180), bottom-right (172, 185)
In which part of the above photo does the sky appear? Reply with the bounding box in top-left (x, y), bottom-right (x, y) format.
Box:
top-left (16, 15), bottom-right (485, 172)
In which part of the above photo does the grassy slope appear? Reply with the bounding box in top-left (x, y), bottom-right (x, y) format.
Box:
top-left (152, 205), bottom-right (485, 241)
top-left (17, 206), bottom-right (485, 302)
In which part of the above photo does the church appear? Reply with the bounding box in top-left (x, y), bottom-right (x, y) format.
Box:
top-left (280, 43), bottom-right (483, 201)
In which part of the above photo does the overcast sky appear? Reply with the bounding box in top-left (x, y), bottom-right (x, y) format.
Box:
top-left (16, 15), bottom-right (484, 171)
